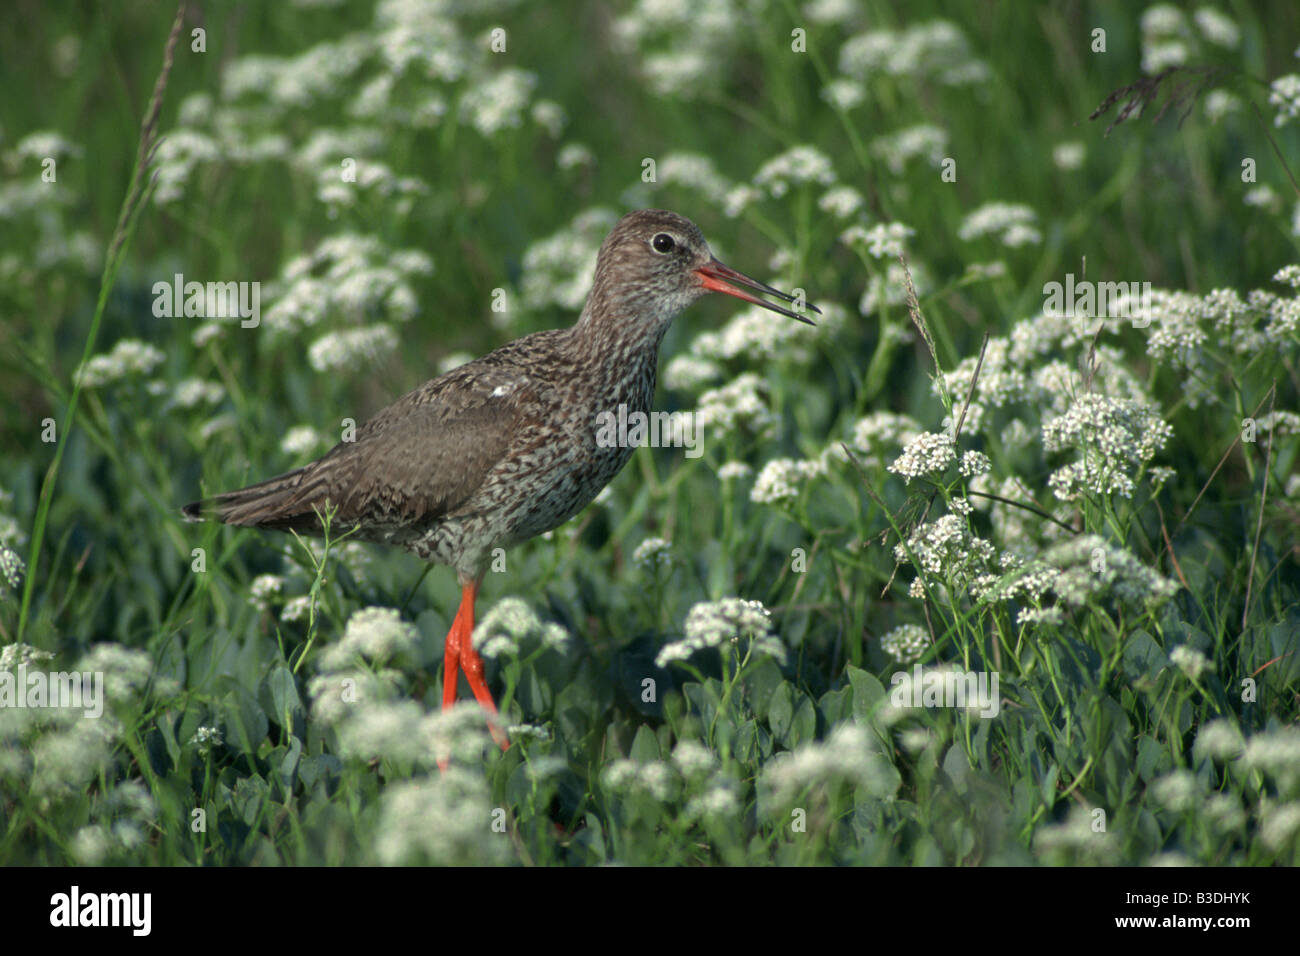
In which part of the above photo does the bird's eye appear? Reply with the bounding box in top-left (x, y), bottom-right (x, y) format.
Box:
top-left (651, 233), bottom-right (676, 254)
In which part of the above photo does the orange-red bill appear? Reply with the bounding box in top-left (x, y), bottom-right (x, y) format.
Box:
top-left (695, 259), bottom-right (820, 325)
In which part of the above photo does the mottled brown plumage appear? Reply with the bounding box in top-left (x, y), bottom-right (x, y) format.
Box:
top-left (183, 208), bottom-right (819, 756)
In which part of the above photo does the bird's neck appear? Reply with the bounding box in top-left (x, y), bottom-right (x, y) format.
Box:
top-left (570, 302), bottom-right (669, 412)
top-left (574, 298), bottom-right (671, 365)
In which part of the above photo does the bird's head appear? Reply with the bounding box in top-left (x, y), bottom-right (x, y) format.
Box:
top-left (583, 209), bottom-right (820, 332)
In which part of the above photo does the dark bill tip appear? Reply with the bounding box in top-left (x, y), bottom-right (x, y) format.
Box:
top-left (695, 260), bottom-right (820, 325)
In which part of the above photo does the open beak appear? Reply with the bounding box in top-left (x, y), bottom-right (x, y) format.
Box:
top-left (694, 259), bottom-right (821, 326)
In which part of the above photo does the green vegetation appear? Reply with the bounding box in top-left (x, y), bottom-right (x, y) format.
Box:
top-left (1, 0), bottom-right (1298, 865)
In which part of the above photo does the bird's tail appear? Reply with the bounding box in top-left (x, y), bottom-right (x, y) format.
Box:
top-left (181, 466), bottom-right (327, 532)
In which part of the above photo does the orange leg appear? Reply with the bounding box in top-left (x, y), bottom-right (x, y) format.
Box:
top-left (439, 578), bottom-right (509, 766)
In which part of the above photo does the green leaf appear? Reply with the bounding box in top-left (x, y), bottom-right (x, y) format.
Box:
top-left (817, 685), bottom-right (852, 725)
top-left (744, 657), bottom-right (786, 721)
top-left (263, 663), bottom-right (303, 728)
top-left (277, 736), bottom-right (303, 793)
top-left (629, 724), bottom-right (660, 763)
top-left (789, 691), bottom-right (817, 748)
top-left (217, 679), bottom-right (269, 754)
top-left (299, 754), bottom-right (342, 792)
top-left (768, 681), bottom-right (794, 743)
top-left (944, 744), bottom-right (975, 794)
top-left (847, 666), bottom-right (887, 724)
top-left (1039, 762), bottom-right (1059, 806)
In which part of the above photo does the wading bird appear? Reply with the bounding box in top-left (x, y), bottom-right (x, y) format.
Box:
top-left (184, 209), bottom-right (819, 754)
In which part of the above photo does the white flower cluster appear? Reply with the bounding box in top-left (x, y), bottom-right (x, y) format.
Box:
top-left (694, 373), bottom-right (776, 436)
top-left (632, 536), bottom-right (672, 570)
top-left (0, 642), bottom-right (52, 671)
top-left (76, 339), bottom-right (165, 388)
top-left (319, 606), bottom-right (419, 671)
top-left (169, 378), bottom-right (225, 410)
top-left (601, 758), bottom-right (679, 802)
top-left (717, 461), bottom-right (753, 482)
top-left (599, 741), bottom-right (745, 827)
top-left (1193, 719), bottom-right (1244, 762)
top-left (664, 354), bottom-right (722, 391)
top-left (257, 233), bottom-right (432, 345)
top-left (656, 152), bottom-right (732, 201)
top-left (1043, 393), bottom-right (1173, 500)
top-left (894, 515), bottom-right (996, 588)
top-left (0, 544), bottom-right (26, 597)
top-left (1170, 645), bottom-right (1214, 681)
top-left (1053, 142), bottom-right (1085, 171)
top-left (957, 202), bottom-right (1041, 247)
top-left (249, 573), bottom-right (285, 612)
top-left (850, 411), bottom-right (923, 467)
top-left (520, 207), bottom-right (619, 313)
top-left (837, 21), bottom-right (989, 86)
top-left (460, 69), bottom-right (538, 137)
top-left (752, 146), bottom-right (837, 198)
top-left (1269, 74), bottom-right (1300, 128)
top-left (375, 768), bottom-right (509, 865)
top-left (315, 158), bottom-right (428, 212)
top-left (860, 260), bottom-right (930, 315)
top-left (612, 0), bottom-right (738, 97)
top-left (760, 723), bottom-right (900, 812)
top-left (689, 301), bottom-right (824, 364)
top-left (307, 324), bottom-right (398, 373)
top-left (840, 221), bottom-right (915, 259)
top-left (471, 596), bottom-right (572, 660)
top-left (879, 623), bottom-right (929, 664)
top-left (958, 450), bottom-right (991, 477)
top-left (887, 431), bottom-right (956, 483)
top-left (871, 125), bottom-right (949, 174)
top-left (280, 425), bottom-right (323, 457)
top-left (1040, 535), bottom-right (1179, 610)
top-left (750, 457), bottom-right (824, 506)
top-left (656, 597), bottom-right (785, 668)
top-left (818, 186), bottom-right (865, 220)
top-left (1241, 728), bottom-right (1300, 797)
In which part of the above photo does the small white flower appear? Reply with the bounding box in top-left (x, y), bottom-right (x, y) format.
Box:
top-left (750, 458), bottom-right (821, 505)
top-left (307, 325), bottom-right (398, 372)
top-left (320, 607), bottom-right (418, 671)
top-left (188, 725), bottom-right (224, 756)
top-left (1194, 8), bottom-right (1239, 48)
top-left (888, 431), bottom-right (956, 482)
top-left (556, 142), bottom-right (595, 171)
top-left (249, 574), bottom-right (285, 611)
top-left (752, 145), bottom-right (836, 198)
top-left (461, 69), bottom-right (537, 137)
top-left (958, 202), bottom-right (1041, 248)
top-left (1052, 142), bottom-right (1085, 171)
top-left (958, 450), bottom-right (991, 477)
top-left (1193, 719), bottom-right (1244, 762)
top-left (375, 770), bottom-right (509, 865)
top-left (280, 426), bottom-right (322, 457)
top-left (632, 537), bottom-right (671, 570)
top-left (281, 595), bottom-right (313, 623)
top-left (76, 340), bottom-right (165, 387)
top-left (1150, 770), bottom-right (1201, 813)
top-left (761, 723), bottom-right (899, 811)
top-left (171, 378), bottom-right (224, 409)
top-left (1269, 75), bottom-right (1300, 128)
top-left (879, 623), bottom-right (929, 664)
top-left (717, 461), bottom-right (753, 482)
top-left (820, 78), bottom-right (865, 111)
top-left (656, 597), bottom-right (785, 668)
top-left (695, 373), bottom-right (775, 436)
top-left (872, 124), bottom-right (948, 174)
top-left (817, 186), bottom-right (864, 219)
top-left (840, 221), bottom-right (915, 259)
